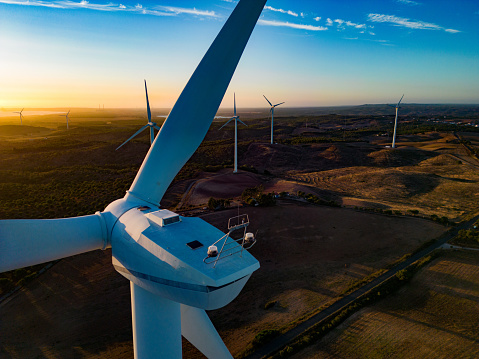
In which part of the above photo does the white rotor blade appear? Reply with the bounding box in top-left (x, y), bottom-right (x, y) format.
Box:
top-left (181, 304), bottom-right (233, 359)
top-left (0, 214), bottom-right (106, 273)
top-left (219, 117), bottom-right (235, 130)
top-left (126, 0), bottom-right (266, 205)
top-left (116, 125), bottom-right (150, 150)
top-left (145, 80), bottom-right (152, 123)
top-left (263, 94), bottom-right (272, 107)
top-left (131, 283), bottom-right (182, 358)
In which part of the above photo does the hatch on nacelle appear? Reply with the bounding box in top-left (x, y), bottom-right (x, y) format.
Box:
top-left (146, 209), bottom-right (181, 227)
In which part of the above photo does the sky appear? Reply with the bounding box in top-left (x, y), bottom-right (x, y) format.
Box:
top-left (0, 0), bottom-right (478, 109)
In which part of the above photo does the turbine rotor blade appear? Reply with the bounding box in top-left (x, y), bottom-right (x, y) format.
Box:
top-left (181, 304), bottom-right (233, 359)
top-left (234, 92), bottom-right (236, 117)
top-left (398, 94), bottom-right (404, 106)
top-left (116, 125), bottom-right (150, 150)
top-left (219, 118), bottom-right (235, 130)
top-left (153, 125), bottom-right (162, 131)
top-left (126, 0), bottom-right (267, 205)
top-left (238, 119), bottom-right (247, 126)
top-left (274, 102), bottom-right (285, 107)
top-left (0, 214), bottom-right (106, 273)
top-left (145, 80), bottom-right (152, 123)
top-left (263, 95), bottom-right (272, 107)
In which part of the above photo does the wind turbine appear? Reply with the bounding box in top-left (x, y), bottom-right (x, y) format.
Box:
top-left (264, 95), bottom-right (284, 144)
top-left (0, 1), bottom-right (266, 358)
top-left (13, 108), bottom-right (24, 125)
top-left (389, 94), bottom-right (404, 149)
top-left (59, 110), bottom-right (70, 130)
top-left (116, 80), bottom-right (161, 150)
top-left (220, 93), bottom-right (247, 173)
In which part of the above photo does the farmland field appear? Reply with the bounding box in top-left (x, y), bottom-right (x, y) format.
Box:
top-left (292, 250), bottom-right (479, 359)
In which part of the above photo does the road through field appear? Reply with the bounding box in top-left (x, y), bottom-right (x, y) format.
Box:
top-left (245, 212), bottom-right (479, 359)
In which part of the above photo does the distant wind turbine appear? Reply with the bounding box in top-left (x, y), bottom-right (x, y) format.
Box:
top-left (220, 93), bottom-right (247, 173)
top-left (116, 80), bottom-right (161, 150)
top-left (60, 110), bottom-right (71, 130)
top-left (388, 94), bottom-right (404, 149)
top-left (13, 108), bottom-right (24, 125)
top-left (264, 95), bottom-right (284, 144)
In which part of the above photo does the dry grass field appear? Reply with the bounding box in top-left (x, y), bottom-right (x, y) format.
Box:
top-left (1, 110), bottom-right (478, 358)
top-left (0, 204), bottom-right (446, 359)
top-left (292, 250), bottom-right (479, 359)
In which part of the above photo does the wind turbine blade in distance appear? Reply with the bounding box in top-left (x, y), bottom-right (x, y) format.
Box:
top-left (0, 215), bottom-right (106, 273)
top-left (126, 0), bottom-right (267, 205)
top-left (263, 95), bottom-right (272, 107)
top-left (219, 118), bottom-right (235, 130)
top-left (145, 80), bottom-right (152, 122)
top-left (116, 125), bottom-right (150, 150)
top-left (238, 119), bottom-right (247, 126)
top-left (398, 94), bottom-right (404, 106)
top-left (234, 92), bottom-right (237, 116)
top-left (181, 304), bottom-right (233, 359)
top-left (274, 102), bottom-right (285, 107)
top-left (153, 124), bottom-right (162, 131)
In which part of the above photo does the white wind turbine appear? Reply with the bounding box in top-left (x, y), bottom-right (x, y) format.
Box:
top-left (0, 0), bottom-right (266, 358)
top-left (389, 94), bottom-right (404, 149)
top-left (116, 80), bottom-right (161, 150)
top-left (264, 95), bottom-right (284, 144)
top-left (59, 110), bottom-right (71, 130)
top-left (13, 108), bottom-right (24, 125)
top-left (220, 93), bottom-right (247, 173)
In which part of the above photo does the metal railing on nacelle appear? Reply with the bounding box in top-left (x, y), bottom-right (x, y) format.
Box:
top-left (203, 214), bottom-right (256, 267)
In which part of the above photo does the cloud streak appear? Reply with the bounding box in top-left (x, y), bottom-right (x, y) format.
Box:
top-left (368, 14), bottom-right (460, 33)
top-left (264, 5), bottom-right (298, 17)
top-left (258, 19), bottom-right (328, 31)
top-left (396, 0), bottom-right (421, 5)
top-left (0, 0), bottom-right (216, 17)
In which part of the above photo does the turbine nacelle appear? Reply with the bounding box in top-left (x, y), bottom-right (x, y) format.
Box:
top-left (104, 198), bottom-right (258, 310)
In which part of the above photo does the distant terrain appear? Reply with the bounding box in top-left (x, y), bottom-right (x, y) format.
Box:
top-left (0, 105), bottom-right (478, 358)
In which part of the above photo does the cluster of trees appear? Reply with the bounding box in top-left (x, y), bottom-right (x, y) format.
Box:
top-left (455, 229), bottom-right (479, 246)
top-left (296, 191), bottom-right (340, 208)
top-left (207, 197), bottom-right (231, 210)
top-left (241, 185), bottom-right (276, 207)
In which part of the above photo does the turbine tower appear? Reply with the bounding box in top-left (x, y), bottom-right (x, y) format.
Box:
top-left (13, 108), bottom-right (24, 125)
top-left (0, 1), bottom-right (266, 358)
top-left (389, 94), bottom-right (404, 149)
top-left (220, 93), bottom-right (247, 173)
top-left (264, 95), bottom-right (284, 144)
top-left (59, 110), bottom-right (71, 130)
top-left (116, 80), bottom-right (161, 150)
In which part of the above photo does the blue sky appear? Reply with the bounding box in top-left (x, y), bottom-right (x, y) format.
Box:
top-left (0, 0), bottom-right (478, 109)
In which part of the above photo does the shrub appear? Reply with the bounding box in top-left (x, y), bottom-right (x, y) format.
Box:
top-left (252, 329), bottom-right (281, 348)
top-left (264, 300), bottom-right (277, 310)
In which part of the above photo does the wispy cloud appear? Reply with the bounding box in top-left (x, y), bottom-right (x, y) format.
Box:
top-left (334, 19), bottom-right (368, 30)
top-left (155, 6), bottom-right (217, 17)
top-left (0, 0), bottom-right (216, 17)
top-left (368, 14), bottom-right (460, 33)
top-left (258, 19), bottom-right (328, 31)
top-left (313, 16), bottom-right (321, 22)
top-left (396, 0), bottom-right (421, 6)
top-left (264, 5), bottom-right (298, 17)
